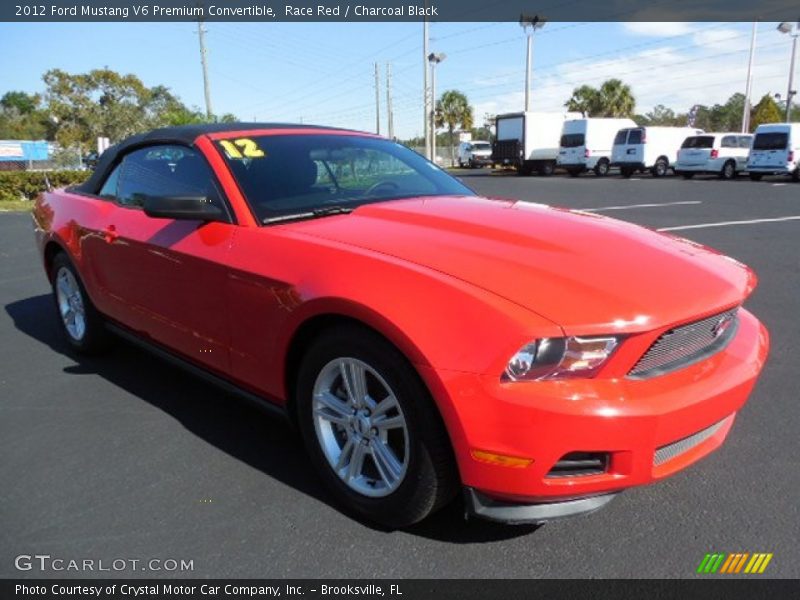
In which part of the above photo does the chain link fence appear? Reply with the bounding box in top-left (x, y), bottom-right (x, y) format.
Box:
top-left (0, 141), bottom-right (85, 172)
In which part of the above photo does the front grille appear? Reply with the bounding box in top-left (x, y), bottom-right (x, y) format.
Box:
top-left (653, 416), bottom-right (731, 466)
top-left (546, 452), bottom-right (608, 478)
top-left (628, 308), bottom-right (739, 379)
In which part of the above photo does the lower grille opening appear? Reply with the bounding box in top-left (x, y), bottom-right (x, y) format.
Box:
top-left (546, 452), bottom-right (609, 478)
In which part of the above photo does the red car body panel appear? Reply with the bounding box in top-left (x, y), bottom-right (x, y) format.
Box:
top-left (32, 127), bottom-right (769, 507)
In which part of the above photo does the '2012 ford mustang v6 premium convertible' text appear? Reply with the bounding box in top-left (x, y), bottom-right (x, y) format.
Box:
top-left (33, 124), bottom-right (769, 527)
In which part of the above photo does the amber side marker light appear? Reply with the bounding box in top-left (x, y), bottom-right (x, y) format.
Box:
top-left (471, 449), bottom-right (534, 468)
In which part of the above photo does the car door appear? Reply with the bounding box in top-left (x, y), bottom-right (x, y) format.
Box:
top-left (85, 144), bottom-right (235, 373)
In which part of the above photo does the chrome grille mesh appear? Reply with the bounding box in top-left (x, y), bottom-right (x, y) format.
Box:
top-left (653, 416), bottom-right (730, 466)
top-left (628, 308), bottom-right (739, 378)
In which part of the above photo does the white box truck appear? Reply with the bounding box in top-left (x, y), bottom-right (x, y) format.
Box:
top-left (746, 123), bottom-right (800, 181)
top-left (557, 117), bottom-right (637, 177)
top-left (611, 126), bottom-right (703, 177)
top-left (493, 111), bottom-right (581, 176)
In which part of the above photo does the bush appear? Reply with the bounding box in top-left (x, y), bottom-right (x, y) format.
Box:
top-left (0, 170), bottom-right (91, 203)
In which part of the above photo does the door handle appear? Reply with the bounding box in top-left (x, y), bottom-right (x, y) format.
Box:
top-left (103, 225), bottom-right (118, 244)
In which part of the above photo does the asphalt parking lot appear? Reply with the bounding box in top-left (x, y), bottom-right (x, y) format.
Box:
top-left (1, 171), bottom-right (798, 579)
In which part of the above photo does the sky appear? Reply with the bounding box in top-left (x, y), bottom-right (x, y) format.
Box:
top-left (0, 20), bottom-right (796, 139)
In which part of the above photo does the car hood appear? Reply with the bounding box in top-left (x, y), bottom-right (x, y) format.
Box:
top-left (287, 196), bottom-right (755, 334)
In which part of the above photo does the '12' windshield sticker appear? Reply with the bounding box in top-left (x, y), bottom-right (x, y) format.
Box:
top-left (219, 138), bottom-right (265, 159)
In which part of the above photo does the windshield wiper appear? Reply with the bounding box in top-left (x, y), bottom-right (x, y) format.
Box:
top-left (262, 205), bottom-right (354, 225)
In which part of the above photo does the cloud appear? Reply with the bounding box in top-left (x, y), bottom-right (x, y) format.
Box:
top-left (623, 22), bottom-right (696, 37)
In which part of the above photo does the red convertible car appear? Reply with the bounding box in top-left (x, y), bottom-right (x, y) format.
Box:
top-left (33, 123), bottom-right (769, 527)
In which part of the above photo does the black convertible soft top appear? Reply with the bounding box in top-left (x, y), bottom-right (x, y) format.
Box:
top-left (75, 122), bottom-right (353, 195)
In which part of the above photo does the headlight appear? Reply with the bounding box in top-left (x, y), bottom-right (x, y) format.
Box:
top-left (503, 336), bottom-right (621, 381)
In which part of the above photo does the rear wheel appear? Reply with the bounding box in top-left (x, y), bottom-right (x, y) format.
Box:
top-left (51, 253), bottom-right (109, 354)
top-left (593, 159), bottom-right (610, 177)
top-left (720, 160), bottom-right (736, 180)
top-left (651, 157), bottom-right (669, 177)
top-left (296, 325), bottom-right (459, 528)
top-left (749, 173), bottom-right (763, 181)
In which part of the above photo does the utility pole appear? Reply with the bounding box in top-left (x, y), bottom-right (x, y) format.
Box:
top-left (197, 20), bottom-right (214, 120)
top-left (742, 21), bottom-right (757, 132)
top-left (386, 62), bottom-right (394, 140)
top-left (423, 17), bottom-right (430, 159)
top-left (428, 53), bottom-right (445, 165)
top-left (374, 63), bottom-right (381, 135)
top-left (520, 15), bottom-right (546, 112)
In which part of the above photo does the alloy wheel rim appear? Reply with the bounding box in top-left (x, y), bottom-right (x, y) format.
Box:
top-left (312, 357), bottom-right (410, 498)
top-left (55, 267), bottom-right (86, 341)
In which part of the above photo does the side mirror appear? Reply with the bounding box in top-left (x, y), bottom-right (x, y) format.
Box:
top-left (142, 195), bottom-right (227, 223)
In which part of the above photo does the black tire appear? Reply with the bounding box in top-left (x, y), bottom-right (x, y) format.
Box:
top-left (593, 159), bottom-right (610, 177)
top-left (468, 159), bottom-right (476, 169)
top-left (720, 160), bottom-right (736, 180)
top-left (620, 166), bottom-right (634, 178)
top-left (296, 325), bottom-right (459, 528)
top-left (538, 162), bottom-right (555, 176)
top-left (50, 252), bottom-right (110, 354)
top-left (749, 173), bottom-right (763, 181)
top-left (651, 157), bottom-right (669, 177)
top-left (679, 172), bottom-right (694, 179)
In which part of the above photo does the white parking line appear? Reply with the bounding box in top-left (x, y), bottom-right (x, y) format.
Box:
top-left (658, 216), bottom-right (800, 232)
top-left (583, 201), bottom-right (702, 212)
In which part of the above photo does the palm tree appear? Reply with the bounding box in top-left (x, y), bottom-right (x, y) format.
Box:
top-left (598, 79), bottom-right (635, 118)
top-left (565, 85), bottom-right (600, 117)
top-left (564, 79), bottom-right (636, 118)
top-left (435, 90), bottom-right (474, 165)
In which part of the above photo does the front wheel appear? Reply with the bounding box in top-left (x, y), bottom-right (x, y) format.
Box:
top-left (720, 161), bottom-right (736, 180)
top-left (538, 162), bottom-right (555, 176)
top-left (296, 325), bottom-right (458, 528)
top-left (593, 159), bottom-right (610, 177)
top-left (651, 158), bottom-right (669, 177)
top-left (51, 253), bottom-right (109, 353)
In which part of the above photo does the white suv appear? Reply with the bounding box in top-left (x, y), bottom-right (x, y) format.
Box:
top-left (675, 133), bottom-right (752, 180)
top-left (457, 141), bottom-right (493, 168)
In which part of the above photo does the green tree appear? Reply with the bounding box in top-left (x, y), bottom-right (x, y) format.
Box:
top-left (435, 90), bottom-right (474, 164)
top-left (1, 91), bottom-right (40, 114)
top-left (750, 94), bottom-right (782, 131)
top-left (564, 79), bottom-right (635, 118)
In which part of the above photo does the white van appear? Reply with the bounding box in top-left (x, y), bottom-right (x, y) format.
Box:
top-left (557, 118), bottom-right (637, 176)
top-left (746, 123), bottom-right (800, 181)
top-left (675, 133), bottom-right (753, 180)
top-left (493, 111), bottom-right (582, 175)
top-left (611, 126), bottom-right (703, 177)
top-left (457, 140), bottom-right (493, 168)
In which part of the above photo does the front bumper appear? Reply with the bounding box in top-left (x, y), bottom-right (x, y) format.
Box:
top-left (465, 488), bottom-right (618, 524)
top-left (420, 308), bottom-right (768, 520)
top-left (469, 156), bottom-right (494, 166)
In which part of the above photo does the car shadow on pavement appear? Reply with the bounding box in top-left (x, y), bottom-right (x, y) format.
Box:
top-left (6, 294), bottom-right (540, 543)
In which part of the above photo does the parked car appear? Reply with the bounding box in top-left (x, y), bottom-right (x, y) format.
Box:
top-left (493, 111), bottom-right (581, 175)
top-left (34, 123), bottom-right (768, 528)
top-left (457, 140), bottom-right (493, 168)
top-left (557, 118), bottom-right (637, 177)
top-left (746, 123), bottom-right (800, 181)
top-left (675, 133), bottom-right (753, 180)
top-left (611, 126), bottom-right (703, 177)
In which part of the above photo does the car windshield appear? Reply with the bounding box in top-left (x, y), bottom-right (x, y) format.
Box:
top-left (681, 136), bottom-right (714, 149)
top-left (752, 132), bottom-right (788, 151)
top-left (216, 134), bottom-right (475, 222)
top-left (560, 133), bottom-right (585, 148)
top-left (472, 142), bottom-right (491, 151)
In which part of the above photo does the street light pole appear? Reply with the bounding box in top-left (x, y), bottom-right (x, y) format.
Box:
top-left (742, 21), bottom-right (757, 132)
top-left (777, 21), bottom-right (799, 122)
top-left (520, 14), bottom-right (545, 113)
top-left (423, 17), bottom-right (430, 159)
top-left (428, 52), bottom-right (445, 165)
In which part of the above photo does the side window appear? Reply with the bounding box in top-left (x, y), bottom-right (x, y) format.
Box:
top-left (98, 163), bottom-right (122, 201)
top-left (116, 145), bottom-right (224, 211)
top-left (627, 129), bottom-right (642, 144)
top-left (721, 136), bottom-right (737, 148)
top-left (739, 136), bottom-right (753, 148)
